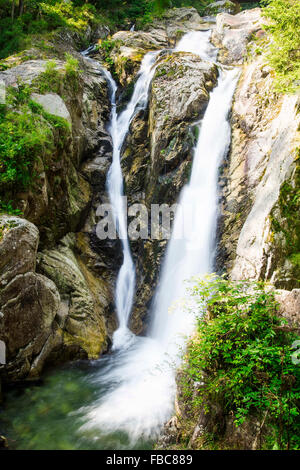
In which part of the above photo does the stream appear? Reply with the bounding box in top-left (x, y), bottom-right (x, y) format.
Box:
top-left (1, 31), bottom-right (238, 450)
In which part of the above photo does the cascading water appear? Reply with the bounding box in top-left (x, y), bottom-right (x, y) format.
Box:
top-left (2, 31), bottom-right (239, 451)
top-left (102, 52), bottom-right (159, 349)
top-left (77, 32), bottom-right (239, 444)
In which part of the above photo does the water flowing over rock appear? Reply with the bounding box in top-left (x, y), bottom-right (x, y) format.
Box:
top-left (74, 29), bottom-right (238, 444)
top-left (97, 7), bottom-right (213, 87)
top-left (123, 42), bottom-right (218, 331)
top-left (0, 5), bottom-right (299, 451)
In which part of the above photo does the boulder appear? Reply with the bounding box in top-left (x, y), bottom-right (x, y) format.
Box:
top-left (0, 272), bottom-right (60, 361)
top-left (31, 93), bottom-right (72, 124)
top-left (37, 233), bottom-right (110, 359)
top-left (147, 51), bottom-right (218, 205)
top-left (0, 216), bottom-right (61, 380)
top-left (111, 30), bottom-right (168, 51)
top-left (143, 7), bottom-right (212, 42)
top-left (0, 216), bottom-right (39, 286)
top-left (99, 31), bottom-right (167, 87)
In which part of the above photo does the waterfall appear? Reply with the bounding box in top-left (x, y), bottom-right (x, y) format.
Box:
top-left (79, 32), bottom-right (238, 445)
top-left (102, 52), bottom-right (159, 350)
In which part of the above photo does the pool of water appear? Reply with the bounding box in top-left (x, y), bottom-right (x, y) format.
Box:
top-left (0, 354), bottom-right (154, 450)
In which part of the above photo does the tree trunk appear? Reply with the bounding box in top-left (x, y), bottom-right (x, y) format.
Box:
top-left (19, 0), bottom-right (24, 17)
top-left (11, 0), bottom-right (15, 20)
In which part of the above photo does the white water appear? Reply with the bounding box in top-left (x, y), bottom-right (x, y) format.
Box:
top-left (103, 51), bottom-right (159, 350)
top-left (175, 30), bottom-right (218, 62)
top-left (79, 32), bottom-right (238, 444)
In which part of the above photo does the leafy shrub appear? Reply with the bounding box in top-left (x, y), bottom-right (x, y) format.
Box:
top-left (32, 60), bottom-right (62, 94)
top-left (98, 38), bottom-right (119, 72)
top-left (0, 81), bottom-right (70, 194)
top-left (0, 200), bottom-right (23, 216)
top-left (0, 105), bottom-right (51, 188)
top-left (65, 53), bottom-right (79, 76)
top-left (33, 55), bottom-right (81, 94)
top-left (263, 0), bottom-right (300, 93)
top-left (181, 275), bottom-right (300, 449)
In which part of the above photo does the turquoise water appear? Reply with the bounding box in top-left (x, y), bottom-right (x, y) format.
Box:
top-left (0, 356), bottom-right (154, 450)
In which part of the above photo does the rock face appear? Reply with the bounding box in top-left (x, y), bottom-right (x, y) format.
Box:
top-left (216, 53), bottom-right (300, 289)
top-left (122, 51), bottom-right (218, 332)
top-left (0, 50), bottom-right (117, 381)
top-left (147, 52), bottom-right (217, 205)
top-left (0, 216), bottom-right (60, 380)
top-left (0, 57), bottom-right (111, 248)
top-left (98, 30), bottom-right (167, 87)
top-left (213, 8), bottom-right (300, 290)
top-left (212, 8), bottom-right (263, 64)
top-left (0, 217), bottom-right (112, 381)
top-left (143, 7), bottom-right (212, 42)
top-left (37, 234), bottom-right (109, 360)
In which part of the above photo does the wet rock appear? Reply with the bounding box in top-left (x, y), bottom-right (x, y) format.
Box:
top-left (122, 52), bottom-right (217, 331)
top-left (147, 51), bottom-right (218, 205)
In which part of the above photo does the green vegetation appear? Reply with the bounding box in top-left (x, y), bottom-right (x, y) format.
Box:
top-left (0, 80), bottom-right (70, 214)
top-left (97, 38), bottom-right (119, 70)
top-left (0, 200), bottom-right (23, 216)
top-left (33, 54), bottom-right (80, 94)
top-left (180, 275), bottom-right (300, 450)
top-left (0, 1), bottom-right (103, 59)
top-left (0, 0), bottom-right (250, 60)
top-left (263, 0), bottom-right (300, 93)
